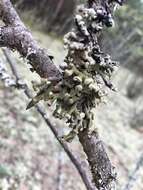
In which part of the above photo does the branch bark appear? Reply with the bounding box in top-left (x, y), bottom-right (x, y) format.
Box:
top-left (0, 0), bottom-right (62, 81)
top-left (78, 129), bottom-right (116, 189)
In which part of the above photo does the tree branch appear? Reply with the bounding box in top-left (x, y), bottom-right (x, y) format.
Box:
top-left (78, 129), bottom-right (116, 190)
top-left (0, 0), bottom-right (62, 81)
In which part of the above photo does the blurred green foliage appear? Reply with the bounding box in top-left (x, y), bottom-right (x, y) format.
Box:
top-left (103, 0), bottom-right (143, 75)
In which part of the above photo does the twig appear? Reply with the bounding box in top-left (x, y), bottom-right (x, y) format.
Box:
top-left (2, 48), bottom-right (95, 190)
top-left (56, 147), bottom-right (63, 190)
top-left (123, 152), bottom-right (143, 190)
top-left (0, 58), bottom-right (16, 87)
top-left (2, 48), bottom-right (20, 80)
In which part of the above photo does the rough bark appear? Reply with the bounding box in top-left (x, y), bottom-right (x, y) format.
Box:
top-left (79, 129), bottom-right (116, 189)
top-left (0, 0), bottom-right (62, 81)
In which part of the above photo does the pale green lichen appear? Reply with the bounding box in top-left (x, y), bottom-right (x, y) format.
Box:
top-left (27, 0), bottom-right (122, 142)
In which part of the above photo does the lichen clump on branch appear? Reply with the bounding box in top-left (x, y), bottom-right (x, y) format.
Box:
top-left (27, 0), bottom-right (124, 142)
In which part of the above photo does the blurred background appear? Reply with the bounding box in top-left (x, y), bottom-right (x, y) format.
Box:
top-left (0, 0), bottom-right (143, 189)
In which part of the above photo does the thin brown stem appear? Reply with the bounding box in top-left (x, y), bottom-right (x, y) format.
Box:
top-left (2, 48), bottom-right (95, 190)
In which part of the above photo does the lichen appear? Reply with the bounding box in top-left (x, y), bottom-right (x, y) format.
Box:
top-left (27, 0), bottom-right (124, 142)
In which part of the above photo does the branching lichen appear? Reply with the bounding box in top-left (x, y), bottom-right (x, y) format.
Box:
top-left (27, 0), bottom-right (124, 142)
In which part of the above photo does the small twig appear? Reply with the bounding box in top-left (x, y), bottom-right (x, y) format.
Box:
top-left (2, 48), bottom-right (95, 190)
top-left (0, 56), bottom-right (16, 87)
top-left (56, 147), bottom-right (63, 190)
top-left (2, 48), bottom-right (20, 81)
top-left (123, 152), bottom-right (143, 190)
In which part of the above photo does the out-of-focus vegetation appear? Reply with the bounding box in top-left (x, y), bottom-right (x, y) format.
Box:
top-left (12, 0), bottom-right (76, 35)
top-left (102, 0), bottom-right (143, 130)
top-left (103, 0), bottom-right (143, 73)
